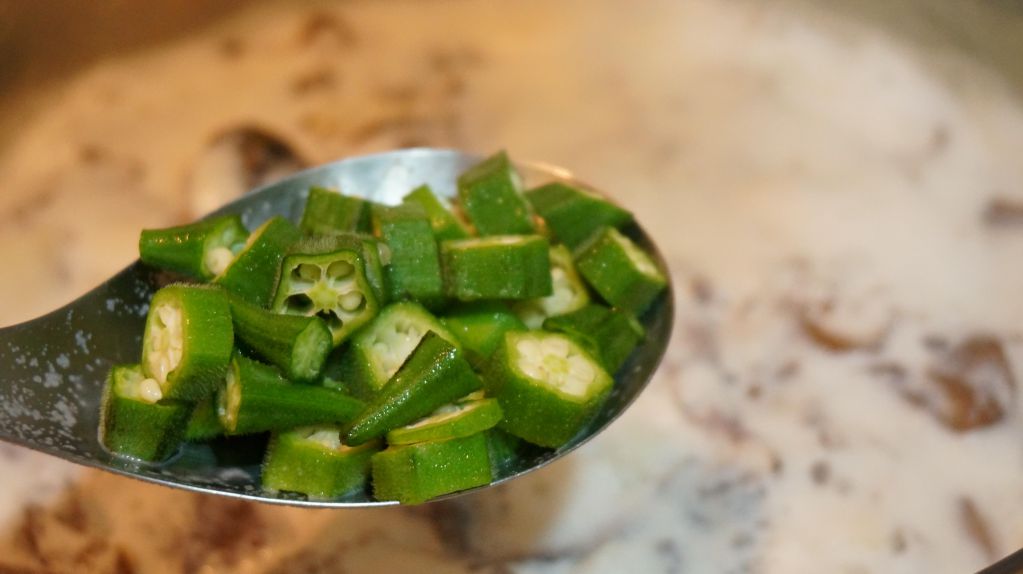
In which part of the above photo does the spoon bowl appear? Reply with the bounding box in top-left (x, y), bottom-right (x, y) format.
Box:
top-left (0, 148), bottom-right (673, 507)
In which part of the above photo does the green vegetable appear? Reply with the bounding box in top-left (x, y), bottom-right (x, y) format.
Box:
top-left (373, 202), bottom-right (444, 303)
top-left (441, 235), bottom-right (552, 301)
top-left (402, 184), bottom-right (470, 241)
top-left (229, 294), bottom-right (332, 383)
top-left (141, 284), bottom-right (233, 401)
top-left (215, 216), bottom-right (302, 307)
top-left (387, 397), bottom-right (503, 445)
top-left (262, 426), bottom-right (378, 499)
top-left (513, 244), bottom-right (589, 328)
top-left (344, 332), bottom-right (483, 446)
top-left (184, 396), bottom-right (223, 441)
top-left (371, 432), bottom-right (492, 504)
top-left (484, 330), bottom-right (612, 448)
top-left (139, 214), bottom-right (249, 280)
top-left (543, 304), bottom-right (645, 373)
top-left (100, 364), bottom-right (190, 461)
top-left (440, 302), bottom-right (526, 359)
top-left (574, 227), bottom-right (666, 316)
top-left (300, 186), bottom-right (372, 235)
top-left (457, 151), bottom-right (536, 236)
top-left (357, 235), bottom-right (390, 306)
top-left (525, 181), bottom-right (632, 249)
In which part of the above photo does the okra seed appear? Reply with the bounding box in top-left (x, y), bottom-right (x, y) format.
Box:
top-left (567, 355), bottom-right (594, 381)
top-left (547, 337), bottom-right (570, 358)
top-left (295, 263), bottom-right (322, 282)
top-left (338, 291), bottom-right (364, 312)
top-left (138, 378), bottom-right (163, 404)
top-left (204, 246), bottom-right (235, 276)
top-left (326, 260), bottom-right (354, 279)
top-left (515, 338), bottom-right (542, 358)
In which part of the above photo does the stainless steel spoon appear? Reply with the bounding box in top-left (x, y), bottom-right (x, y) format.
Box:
top-left (0, 148), bottom-right (673, 507)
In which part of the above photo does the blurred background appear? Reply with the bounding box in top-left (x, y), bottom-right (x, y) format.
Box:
top-left (2, 1), bottom-right (1023, 572)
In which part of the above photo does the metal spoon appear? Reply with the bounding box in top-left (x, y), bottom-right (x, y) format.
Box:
top-left (0, 148), bottom-right (673, 507)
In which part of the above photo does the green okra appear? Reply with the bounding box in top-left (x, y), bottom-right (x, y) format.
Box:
top-left (525, 181), bottom-right (632, 249)
top-left (217, 355), bottom-right (366, 435)
top-left (141, 284), bottom-right (233, 401)
top-left (184, 396), bottom-right (223, 441)
top-left (371, 432), bottom-right (492, 504)
top-left (100, 364), bottom-right (191, 461)
top-left (373, 202), bottom-right (444, 303)
top-left (272, 234), bottom-right (380, 346)
top-left (215, 216), bottom-right (302, 307)
top-left (402, 184), bottom-right (470, 241)
top-left (457, 151), bottom-right (536, 236)
top-left (543, 303), bottom-right (645, 374)
top-left (574, 227), bottom-right (666, 316)
top-left (441, 235), bottom-right (552, 301)
top-left (486, 427), bottom-right (533, 475)
top-left (484, 330), bottom-right (612, 448)
top-left (513, 244), bottom-right (590, 328)
top-left (139, 214), bottom-right (249, 280)
top-left (440, 302), bottom-right (526, 359)
top-left (344, 332), bottom-right (483, 446)
top-left (300, 186), bottom-right (372, 235)
top-left (386, 397), bottom-right (503, 445)
top-left (357, 235), bottom-right (390, 306)
top-left (229, 294), bottom-right (332, 383)
top-left (262, 426), bottom-right (378, 499)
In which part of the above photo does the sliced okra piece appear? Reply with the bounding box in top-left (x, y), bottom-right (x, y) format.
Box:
top-left (485, 330), bottom-right (612, 448)
top-left (100, 364), bottom-right (191, 461)
top-left (386, 397), bottom-right (503, 445)
top-left (229, 294), bottom-right (332, 383)
top-left (402, 184), bottom-right (470, 241)
top-left (574, 227), bottom-right (667, 316)
top-left (271, 234), bottom-right (379, 346)
top-left (300, 186), bottom-right (372, 235)
top-left (440, 302), bottom-right (526, 359)
top-left (262, 426), bottom-right (378, 499)
top-left (215, 216), bottom-right (302, 307)
top-left (344, 332), bottom-right (483, 446)
top-left (141, 284), bottom-right (233, 401)
top-left (456, 151), bottom-right (536, 236)
top-left (334, 302), bottom-right (460, 399)
top-left (217, 355), bottom-right (366, 435)
top-left (356, 235), bottom-right (390, 306)
top-left (525, 181), bottom-right (632, 249)
top-left (513, 244), bottom-right (590, 328)
top-left (543, 303), bottom-right (645, 374)
top-left (371, 432), bottom-right (492, 504)
top-left (184, 396), bottom-right (223, 441)
top-left (373, 202), bottom-right (444, 303)
top-left (139, 214), bottom-right (249, 280)
top-left (441, 235), bottom-right (552, 301)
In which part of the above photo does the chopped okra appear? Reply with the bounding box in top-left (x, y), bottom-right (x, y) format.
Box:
top-left (441, 235), bottom-right (552, 301)
top-left (100, 364), bottom-right (191, 461)
top-left (262, 426), bottom-right (378, 499)
top-left (215, 216), bottom-right (302, 307)
top-left (139, 214), bottom-right (249, 280)
top-left (440, 301), bottom-right (527, 359)
top-left (513, 244), bottom-right (590, 328)
top-left (386, 397), bottom-right (503, 445)
top-left (184, 396), bottom-right (223, 441)
top-left (300, 186), bottom-right (372, 235)
top-left (371, 432), bottom-right (492, 504)
top-left (457, 150), bottom-right (536, 236)
top-left (402, 184), bottom-right (471, 241)
top-left (230, 294), bottom-right (332, 383)
top-left (525, 181), bottom-right (632, 249)
top-left (543, 303), bottom-right (645, 374)
top-left (574, 227), bottom-right (667, 316)
top-left (373, 202), bottom-right (445, 303)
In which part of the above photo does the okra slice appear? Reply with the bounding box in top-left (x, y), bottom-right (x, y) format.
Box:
top-left (184, 396), bottom-right (223, 441)
top-left (456, 151), bottom-right (536, 236)
top-left (485, 330), bottom-right (612, 448)
top-left (441, 235), bottom-right (552, 301)
top-left (271, 235), bottom-right (379, 346)
top-left (141, 284), bottom-right (233, 401)
top-left (371, 432), bottom-right (492, 504)
top-left (574, 227), bottom-right (667, 316)
top-left (334, 302), bottom-right (459, 399)
top-left (217, 355), bottom-right (366, 435)
top-left (139, 214), bottom-right (249, 280)
top-left (215, 216), bottom-right (302, 307)
top-left (344, 332), bottom-right (483, 446)
top-left (525, 181), bottom-right (632, 249)
top-left (373, 202), bottom-right (444, 303)
top-left (543, 304), bottom-right (645, 374)
top-left (229, 295), bottom-right (332, 383)
top-left (402, 184), bottom-right (470, 241)
top-left (262, 426), bottom-right (378, 499)
top-left (357, 235), bottom-right (390, 306)
top-left (300, 186), bottom-right (372, 235)
top-left (99, 364), bottom-right (191, 461)
top-left (386, 397), bottom-right (503, 445)
top-left (440, 302), bottom-right (526, 358)
top-left (513, 244), bottom-right (590, 328)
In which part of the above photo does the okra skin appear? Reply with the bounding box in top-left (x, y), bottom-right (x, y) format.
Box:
top-left (100, 364), bottom-right (190, 461)
top-left (386, 398), bottom-right (503, 445)
top-left (440, 302), bottom-right (526, 359)
top-left (574, 227), bottom-right (667, 316)
top-left (218, 355), bottom-right (366, 435)
top-left (141, 284), bottom-right (233, 401)
top-left (300, 186), bottom-right (373, 235)
top-left (525, 181), bottom-right (632, 249)
top-left (262, 427), bottom-right (378, 499)
top-left (457, 151), bottom-right (536, 236)
top-left (402, 185), bottom-right (470, 241)
top-left (441, 235), bottom-right (552, 301)
top-left (373, 203), bottom-right (445, 303)
top-left (344, 332), bottom-right (484, 446)
top-left (215, 216), bottom-right (302, 307)
top-left (371, 432), bottom-right (492, 504)
top-left (229, 294), bottom-right (332, 383)
top-left (357, 235), bottom-right (390, 306)
top-left (184, 396), bottom-right (223, 441)
top-left (513, 244), bottom-right (590, 328)
top-left (139, 214), bottom-right (249, 280)
top-left (543, 304), bottom-right (645, 373)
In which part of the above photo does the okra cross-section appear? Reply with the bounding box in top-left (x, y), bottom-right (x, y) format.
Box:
top-left (457, 151), bottom-right (536, 236)
top-left (485, 331), bottom-right (612, 448)
top-left (139, 214), bottom-right (249, 280)
top-left (262, 426), bottom-right (378, 499)
top-left (100, 364), bottom-right (191, 461)
top-left (373, 202), bottom-right (444, 303)
top-left (300, 186), bottom-right (373, 235)
top-left (574, 227), bottom-right (667, 316)
top-left (141, 284), bottom-right (233, 401)
top-left (371, 432), bottom-right (493, 504)
top-left (272, 235), bottom-right (379, 346)
top-left (514, 244), bottom-right (590, 328)
top-left (229, 294), bottom-right (332, 383)
top-left (441, 235), bottom-right (552, 301)
top-left (387, 397), bottom-right (503, 445)
top-left (543, 303), bottom-right (645, 374)
top-left (525, 181), bottom-right (632, 249)
top-left (215, 216), bottom-right (302, 308)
